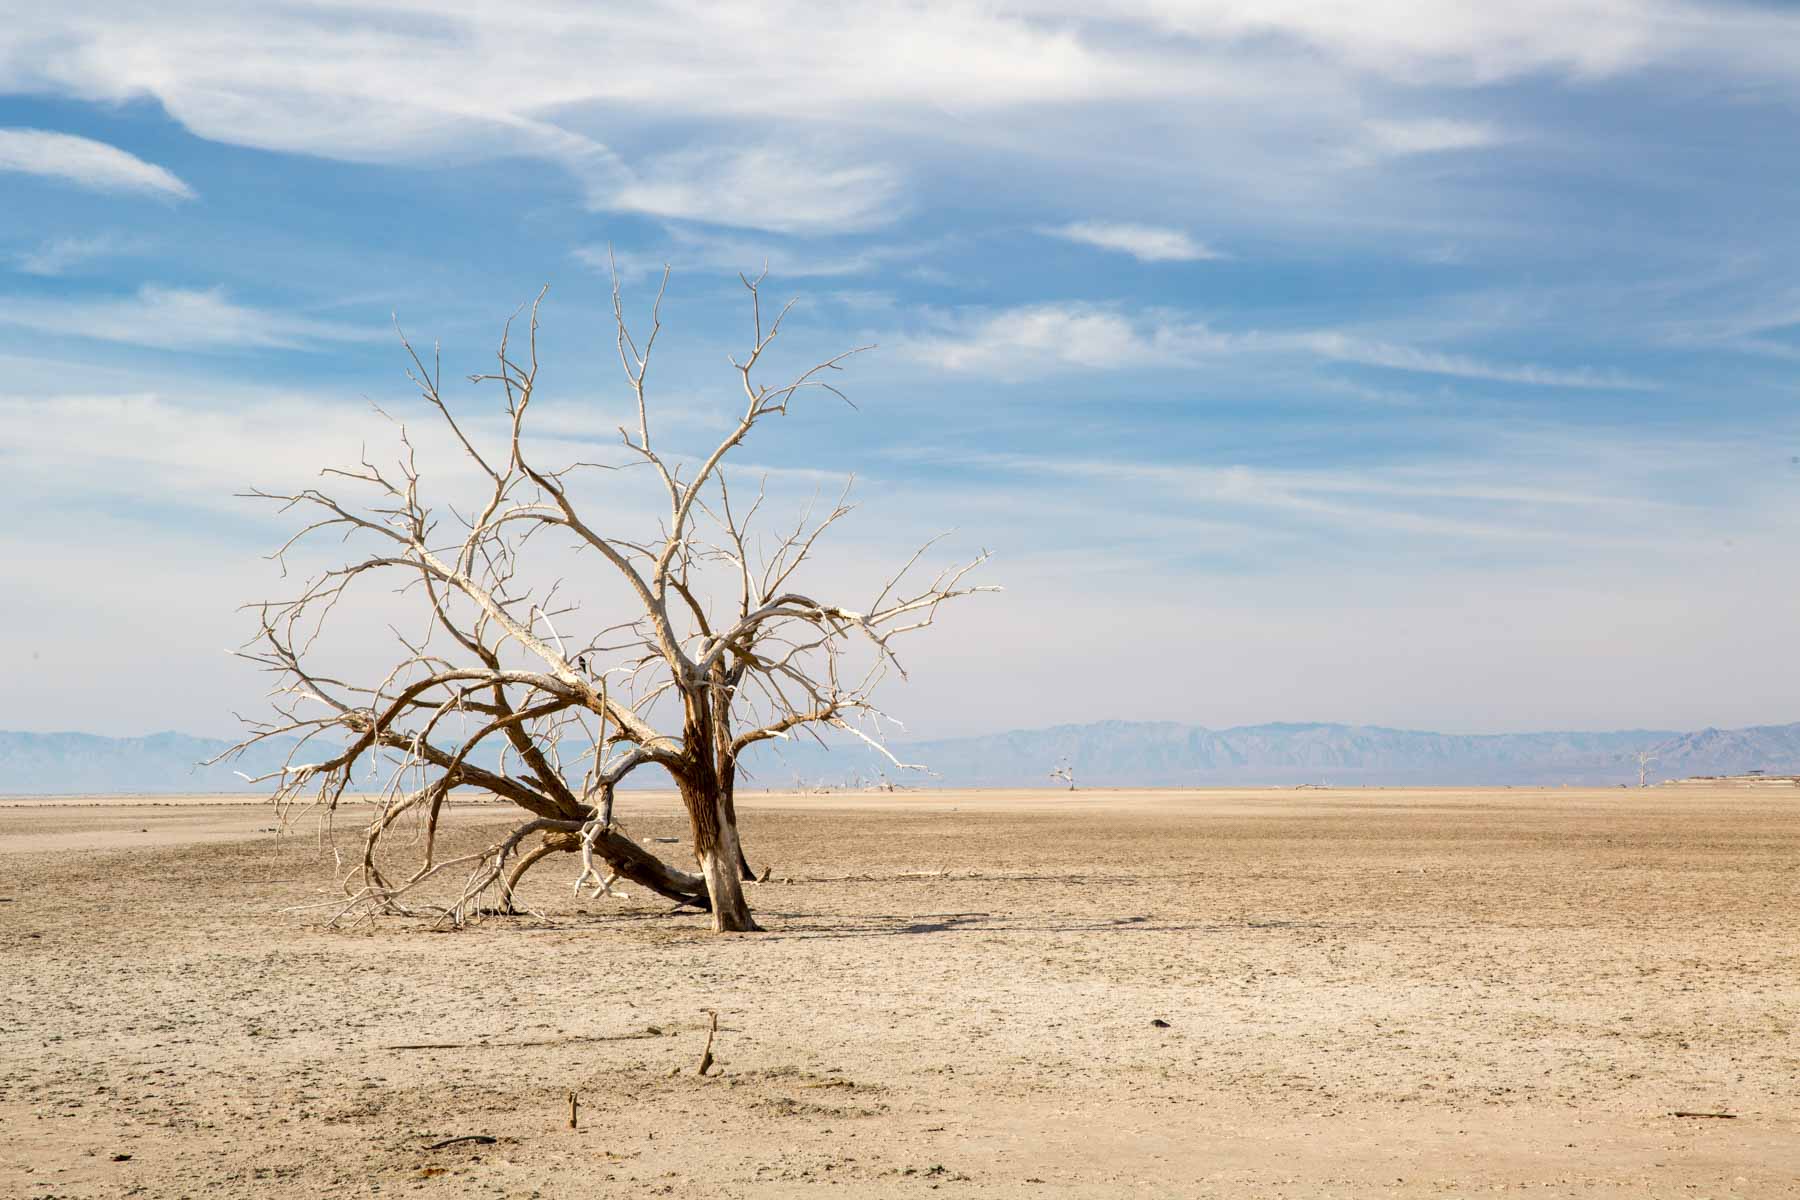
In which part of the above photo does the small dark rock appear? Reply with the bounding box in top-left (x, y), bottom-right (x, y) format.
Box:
top-left (1150, 1019), bottom-right (1171, 1029)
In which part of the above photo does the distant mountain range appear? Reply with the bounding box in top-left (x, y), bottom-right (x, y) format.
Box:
top-left (745, 720), bottom-right (1800, 789)
top-left (0, 731), bottom-right (299, 796)
top-left (6, 719), bottom-right (1800, 795)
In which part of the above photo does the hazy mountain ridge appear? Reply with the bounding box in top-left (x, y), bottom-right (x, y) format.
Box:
top-left (0, 731), bottom-right (300, 795)
top-left (8, 719), bottom-right (1800, 794)
top-left (744, 719), bottom-right (1800, 788)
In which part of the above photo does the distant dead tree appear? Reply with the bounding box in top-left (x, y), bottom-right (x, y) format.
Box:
top-left (224, 269), bottom-right (992, 932)
top-left (1633, 749), bottom-right (1658, 788)
top-left (1049, 759), bottom-right (1076, 790)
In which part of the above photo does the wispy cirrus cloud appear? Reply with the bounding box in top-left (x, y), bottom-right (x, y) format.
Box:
top-left (1361, 117), bottom-right (1504, 157)
top-left (13, 232), bottom-right (142, 277)
top-left (0, 285), bottom-right (378, 351)
top-left (900, 302), bottom-right (1655, 389)
top-left (1041, 221), bottom-right (1221, 263)
top-left (1287, 330), bottom-right (1652, 389)
top-left (1135, 2), bottom-right (1719, 82)
top-left (602, 145), bottom-right (904, 234)
top-left (903, 305), bottom-right (1175, 373)
top-left (578, 225), bottom-right (934, 283)
top-left (4, 2), bottom-right (1794, 237)
top-left (1334, 117), bottom-right (1509, 169)
top-left (0, 128), bottom-right (194, 198)
top-left (882, 421), bottom-right (1789, 557)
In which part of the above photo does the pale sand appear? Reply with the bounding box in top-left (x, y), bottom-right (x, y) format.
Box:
top-left (1, 787), bottom-right (1796, 1197)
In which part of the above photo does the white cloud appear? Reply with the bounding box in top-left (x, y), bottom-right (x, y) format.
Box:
top-left (603, 146), bottom-right (904, 234)
top-left (1325, 117), bottom-right (1508, 170)
top-left (1286, 331), bottom-right (1654, 389)
top-left (0, 128), bottom-right (194, 198)
top-left (1645, 277), bottom-right (1800, 360)
top-left (900, 302), bottom-right (1654, 388)
top-left (0, 388), bottom-right (636, 515)
top-left (903, 304), bottom-right (1175, 375)
top-left (1360, 117), bottom-right (1504, 157)
top-left (13, 232), bottom-right (140, 277)
top-left (885, 419), bottom-right (1791, 556)
top-left (1121, 1), bottom-right (1707, 82)
top-left (0, 285), bottom-right (379, 350)
top-left (579, 225), bottom-right (933, 283)
top-left (1042, 221), bottom-right (1221, 262)
top-left (0, 391), bottom-right (378, 503)
top-left (0, 374), bottom-right (761, 520)
top-left (2, 3), bottom-right (1792, 234)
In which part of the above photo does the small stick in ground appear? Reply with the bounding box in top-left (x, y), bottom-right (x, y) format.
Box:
top-left (697, 1009), bottom-right (718, 1076)
top-left (568, 1090), bottom-right (579, 1130)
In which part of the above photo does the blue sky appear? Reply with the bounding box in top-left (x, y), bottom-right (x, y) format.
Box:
top-left (2, 2), bottom-right (1799, 739)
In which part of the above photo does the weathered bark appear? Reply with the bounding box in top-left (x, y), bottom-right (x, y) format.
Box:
top-left (713, 693), bottom-right (758, 883)
top-left (674, 702), bottom-right (760, 931)
top-left (677, 770), bottom-right (757, 931)
top-left (698, 818), bottom-right (757, 932)
top-left (566, 826), bottom-right (711, 909)
top-left (719, 769), bottom-right (757, 881)
top-left (504, 827), bottom-right (710, 911)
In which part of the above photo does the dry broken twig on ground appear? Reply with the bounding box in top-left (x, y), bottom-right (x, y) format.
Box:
top-left (423, 1136), bottom-right (498, 1150)
top-left (697, 1009), bottom-right (719, 1076)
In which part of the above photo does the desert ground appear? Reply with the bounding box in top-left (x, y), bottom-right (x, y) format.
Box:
top-left (1, 785), bottom-right (1795, 1198)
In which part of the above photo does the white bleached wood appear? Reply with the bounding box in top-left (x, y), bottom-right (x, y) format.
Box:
top-left (220, 267), bottom-right (993, 931)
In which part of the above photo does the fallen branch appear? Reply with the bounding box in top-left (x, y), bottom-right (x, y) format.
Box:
top-left (424, 1135), bottom-right (498, 1150)
top-left (1669, 1111), bottom-right (1737, 1119)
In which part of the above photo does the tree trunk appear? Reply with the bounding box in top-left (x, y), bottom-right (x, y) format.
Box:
top-left (699, 816), bottom-right (757, 932)
top-left (718, 768), bottom-right (757, 881)
top-left (678, 772), bottom-right (759, 932)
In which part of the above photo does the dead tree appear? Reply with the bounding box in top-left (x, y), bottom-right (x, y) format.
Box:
top-left (1633, 749), bottom-right (1658, 788)
top-left (1049, 760), bottom-right (1076, 791)
top-left (223, 269), bottom-right (992, 932)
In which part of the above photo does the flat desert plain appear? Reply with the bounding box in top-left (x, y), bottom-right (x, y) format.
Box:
top-left (1, 786), bottom-right (1796, 1198)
